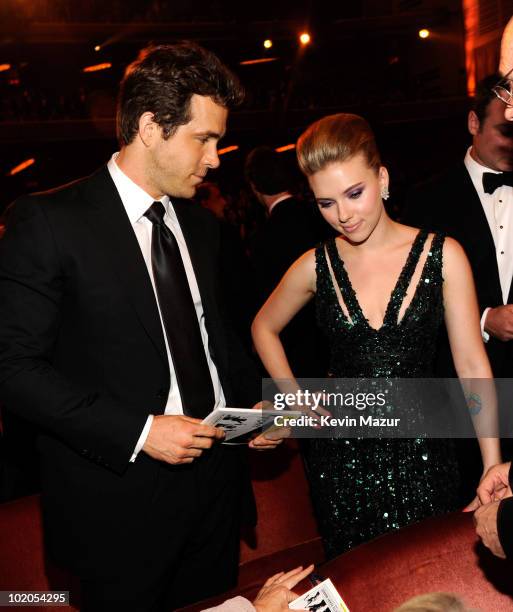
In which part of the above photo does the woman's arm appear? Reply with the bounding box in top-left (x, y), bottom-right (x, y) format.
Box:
top-left (442, 237), bottom-right (502, 471)
top-left (251, 249), bottom-right (317, 388)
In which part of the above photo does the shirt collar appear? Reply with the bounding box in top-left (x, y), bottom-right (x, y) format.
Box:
top-left (464, 146), bottom-right (502, 200)
top-left (464, 146), bottom-right (502, 175)
top-left (107, 152), bottom-right (170, 224)
top-left (268, 192), bottom-right (293, 214)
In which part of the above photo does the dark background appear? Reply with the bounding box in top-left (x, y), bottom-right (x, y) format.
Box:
top-left (0, 0), bottom-right (510, 215)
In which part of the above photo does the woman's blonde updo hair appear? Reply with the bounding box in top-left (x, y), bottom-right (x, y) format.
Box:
top-left (296, 113), bottom-right (381, 176)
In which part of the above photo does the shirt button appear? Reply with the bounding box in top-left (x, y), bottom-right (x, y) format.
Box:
top-left (500, 225), bottom-right (504, 229)
top-left (501, 251), bottom-right (505, 255)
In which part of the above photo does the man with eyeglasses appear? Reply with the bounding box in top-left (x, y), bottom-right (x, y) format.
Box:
top-left (472, 15), bottom-right (513, 563)
top-left (405, 74), bottom-right (513, 371)
top-left (404, 71), bottom-right (513, 502)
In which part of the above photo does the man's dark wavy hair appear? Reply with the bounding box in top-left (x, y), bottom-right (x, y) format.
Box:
top-left (117, 41), bottom-right (244, 146)
top-left (245, 146), bottom-right (294, 195)
top-left (472, 72), bottom-right (503, 124)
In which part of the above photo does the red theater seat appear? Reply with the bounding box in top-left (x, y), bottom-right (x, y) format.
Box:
top-left (322, 511), bottom-right (513, 611)
top-left (239, 439), bottom-right (324, 576)
top-left (0, 495), bottom-right (79, 611)
top-left (0, 439), bottom-right (323, 609)
top-left (180, 512), bottom-right (513, 611)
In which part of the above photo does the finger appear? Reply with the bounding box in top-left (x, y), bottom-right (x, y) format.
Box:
top-left (274, 566), bottom-right (304, 583)
top-left (173, 446), bottom-right (202, 460)
top-left (263, 571), bottom-right (285, 587)
top-left (249, 440), bottom-right (282, 450)
top-left (280, 564), bottom-right (315, 590)
top-left (315, 406), bottom-right (332, 418)
top-left (191, 424), bottom-right (222, 438)
top-left (251, 433), bottom-right (282, 445)
top-left (493, 486), bottom-right (509, 501)
top-left (168, 456), bottom-right (195, 465)
top-left (188, 437), bottom-right (215, 450)
top-left (463, 496), bottom-right (481, 512)
top-left (250, 437), bottom-right (284, 449)
top-left (477, 481), bottom-right (497, 505)
top-left (249, 439), bottom-right (281, 450)
top-left (263, 427), bottom-right (291, 441)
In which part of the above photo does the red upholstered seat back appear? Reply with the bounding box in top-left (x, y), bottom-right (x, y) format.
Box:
top-left (0, 441), bottom-right (322, 609)
top-left (240, 439), bottom-right (321, 563)
top-left (181, 511), bottom-right (513, 611)
top-left (0, 495), bottom-right (79, 611)
top-left (322, 511), bottom-right (513, 611)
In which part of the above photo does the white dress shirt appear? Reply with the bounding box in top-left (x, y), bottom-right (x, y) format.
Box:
top-left (267, 192), bottom-right (293, 214)
top-left (464, 148), bottom-right (513, 340)
top-left (107, 153), bottom-right (225, 460)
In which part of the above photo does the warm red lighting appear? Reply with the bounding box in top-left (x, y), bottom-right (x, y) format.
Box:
top-left (0, 63), bottom-right (11, 72)
top-left (83, 62), bottom-right (112, 73)
top-left (218, 145), bottom-right (239, 155)
top-left (8, 158), bottom-right (35, 176)
top-left (275, 144), bottom-right (296, 153)
top-left (462, 0), bottom-right (477, 96)
top-left (240, 58), bottom-right (277, 66)
top-left (299, 32), bottom-right (311, 46)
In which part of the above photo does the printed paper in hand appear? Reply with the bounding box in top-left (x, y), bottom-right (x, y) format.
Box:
top-left (289, 578), bottom-right (349, 612)
top-left (202, 407), bottom-right (301, 441)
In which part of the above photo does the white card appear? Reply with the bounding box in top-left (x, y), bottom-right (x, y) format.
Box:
top-left (289, 578), bottom-right (350, 612)
top-left (202, 406), bottom-right (302, 441)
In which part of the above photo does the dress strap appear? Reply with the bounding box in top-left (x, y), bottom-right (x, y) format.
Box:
top-left (324, 239), bottom-right (364, 325)
top-left (385, 229), bottom-right (429, 324)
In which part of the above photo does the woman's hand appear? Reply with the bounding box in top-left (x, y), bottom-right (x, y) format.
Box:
top-left (253, 565), bottom-right (314, 612)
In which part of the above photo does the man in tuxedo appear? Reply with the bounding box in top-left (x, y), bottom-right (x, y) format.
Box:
top-left (245, 146), bottom-right (327, 377)
top-left (245, 146), bottom-right (321, 301)
top-left (0, 42), bottom-right (277, 611)
top-left (404, 73), bottom-right (513, 379)
top-left (403, 74), bottom-right (513, 500)
top-left (472, 16), bottom-right (513, 560)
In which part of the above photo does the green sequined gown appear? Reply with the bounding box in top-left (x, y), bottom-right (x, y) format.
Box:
top-left (305, 229), bottom-right (460, 558)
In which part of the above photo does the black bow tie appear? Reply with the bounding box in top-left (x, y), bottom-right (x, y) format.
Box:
top-left (482, 171), bottom-right (513, 194)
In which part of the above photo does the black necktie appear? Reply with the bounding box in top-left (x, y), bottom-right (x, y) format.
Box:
top-left (144, 201), bottom-right (214, 418)
top-left (482, 171), bottom-right (513, 194)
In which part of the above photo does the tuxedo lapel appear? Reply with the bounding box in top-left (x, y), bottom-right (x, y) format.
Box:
top-left (455, 165), bottom-right (503, 304)
top-left (79, 166), bottom-right (167, 364)
top-left (458, 165), bottom-right (496, 258)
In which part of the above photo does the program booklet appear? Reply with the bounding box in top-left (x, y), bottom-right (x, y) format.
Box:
top-left (289, 578), bottom-right (350, 612)
top-left (202, 407), bottom-right (302, 441)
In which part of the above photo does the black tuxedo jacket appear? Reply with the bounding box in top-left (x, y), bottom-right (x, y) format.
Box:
top-left (0, 166), bottom-right (260, 574)
top-left (403, 162), bottom-right (513, 377)
top-left (249, 196), bottom-right (321, 301)
top-left (249, 196), bottom-right (329, 377)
